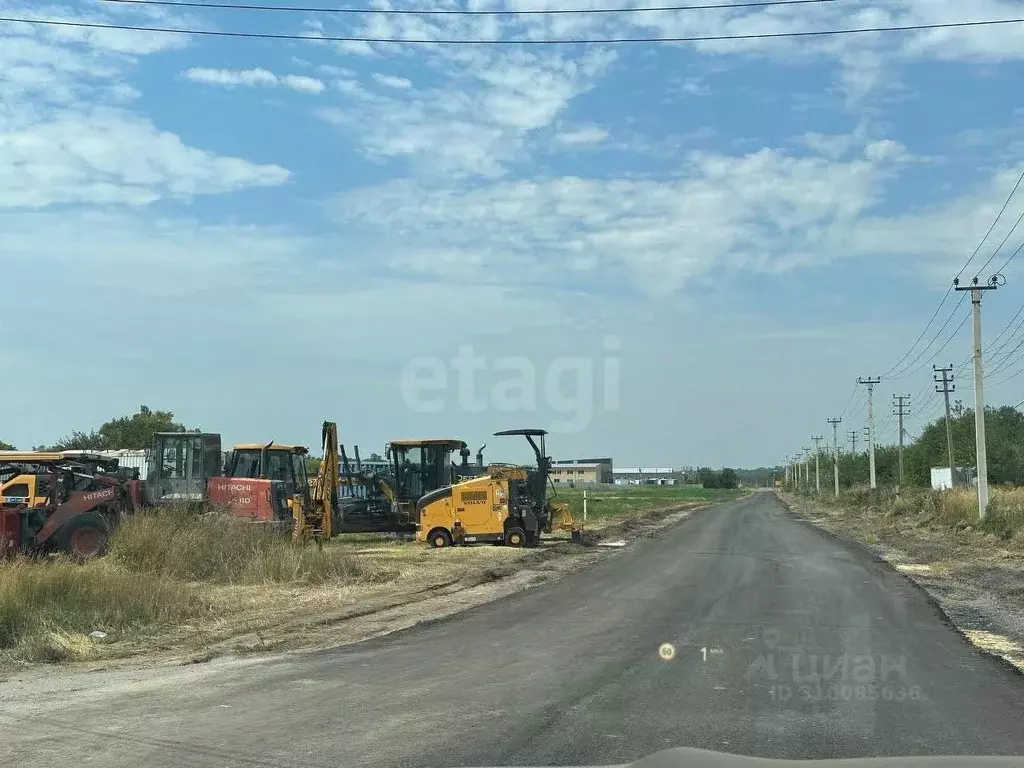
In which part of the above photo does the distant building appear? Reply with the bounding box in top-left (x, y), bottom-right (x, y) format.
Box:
top-left (551, 458), bottom-right (613, 485)
top-left (613, 467), bottom-right (677, 486)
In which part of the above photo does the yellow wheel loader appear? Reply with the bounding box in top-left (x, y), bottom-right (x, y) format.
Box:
top-left (415, 429), bottom-right (582, 548)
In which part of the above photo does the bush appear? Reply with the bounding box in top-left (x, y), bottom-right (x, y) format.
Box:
top-left (110, 506), bottom-right (394, 585)
top-left (0, 557), bottom-right (205, 662)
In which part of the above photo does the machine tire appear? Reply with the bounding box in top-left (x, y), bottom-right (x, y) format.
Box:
top-left (54, 514), bottom-right (110, 559)
top-left (427, 528), bottom-right (453, 548)
top-left (504, 526), bottom-right (527, 548)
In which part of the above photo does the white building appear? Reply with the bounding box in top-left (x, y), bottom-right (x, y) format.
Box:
top-left (612, 467), bottom-right (676, 486)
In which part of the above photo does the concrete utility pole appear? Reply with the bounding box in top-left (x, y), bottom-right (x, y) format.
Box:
top-left (934, 364), bottom-right (957, 488)
top-left (802, 447), bottom-right (812, 489)
top-left (893, 394), bottom-right (911, 487)
top-left (811, 436), bottom-right (823, 494)
top-left (827, 417), bottom-right (842, 498)
top-left (954, 276), bottom-right (998, 518)
top-left (857, 377), bottom-right (881, 490)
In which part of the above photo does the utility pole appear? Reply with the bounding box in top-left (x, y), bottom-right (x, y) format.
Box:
top-left (848, 430), bottom-right (858, 456)
top-left (954, 276), bottom-right (998, 519)
top-left (934, 364), bottom-right (956, 488)
top-left (811, 436), bottom-right (823, 494)
top-left (827, 417), bottom-right (842, 498)
top-left (857, 377), bottom-right (881, 490)
top-left (802, 447), bottom-right (812, 489)
top-left (893, 394), bottom-right (911, 487)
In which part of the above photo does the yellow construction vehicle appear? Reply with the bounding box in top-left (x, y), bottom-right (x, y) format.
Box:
top-left (415, 429), bottom-right (582, 548)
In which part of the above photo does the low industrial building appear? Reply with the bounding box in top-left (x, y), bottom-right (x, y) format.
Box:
top-left (613, 467), bottom-right (677, 486)
top-left (550, 458), bottom-right (613, 485)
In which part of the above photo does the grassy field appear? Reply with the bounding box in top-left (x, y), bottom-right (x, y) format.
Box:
top-left (0, 508), bottom-right (530, 666)
top-left (553, 485), bottom-right (743, 524)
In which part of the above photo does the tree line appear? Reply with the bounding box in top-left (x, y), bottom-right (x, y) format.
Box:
top-left (796, 405), bottom-right (1024, 488)
top-left (2, 406), bottom-right (193, 452)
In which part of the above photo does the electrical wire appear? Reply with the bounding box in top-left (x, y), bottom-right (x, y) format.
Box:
top-left (986, 357), bottom-right (1024, 388)
top-left (972, 205), bottom-right (1024, 280)
top-left (887, 294), bottom-right (970, 379)
top-left (957, 168), bottom-right (1024, 281)
top-left (2, 13), bottom-right (1023, 44)
top-left (882, 167), bottom-right (1024, 380)
top-left (98, 0), bottom-right (843, 16)
top-left (991, 239), bottom-right (1024, 282)
top-left (986, 333), bottom-right (1024, 377)
top-left (840, 381), bottom-right (862, 420)
top-left (880, 285), bottom-right (953, 379)
top-left (982, 288), bottom-right (1024, 354)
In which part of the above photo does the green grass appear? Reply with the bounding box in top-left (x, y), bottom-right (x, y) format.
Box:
top-left (552, 485), bottom-right (742, 521)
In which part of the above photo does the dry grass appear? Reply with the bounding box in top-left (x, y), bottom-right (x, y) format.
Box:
top-left (110, 507), bottom-right (397, 585)
top-left (806, 486), bottom-right (1024, 543)
top-left (0, 557), bottom-right (206, 663)
top-left (0, 507), bottom-right (545, 666)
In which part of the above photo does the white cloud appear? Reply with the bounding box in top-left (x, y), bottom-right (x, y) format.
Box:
top-left (0, 5), bottom-right (292, 209)
top-left (185, 68), bottom-right (326, 94)
top-left (329, 135), bottom-right (1024, 297)
top-left (372, 73), bottom-right (413, 89)
top-left (554, 125), bottom-right (609, 146)
top-left (803, 132), bottom-right (860, 159)
top-left (0, 107), bottom-right (290, 208)
top-left (319, 48), bottom-right (615, 177)
top-left (333, 139), bottom-right (905, 295)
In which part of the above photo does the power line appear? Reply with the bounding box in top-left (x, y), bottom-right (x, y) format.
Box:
top-left (99, 0), bottom-right (842, 16)
top-left (880, 285), bottom-right (952, 378)
top-left (992, 239), bottom-right (1024, 280)
top-left (887, 294), bottom-right (970, 379)
top-left (972, 206), bottom-right (1024, 280)
top-left (957, 168), bottom-right (1024, 281)
top-left (839, 380), bottom-right (861, 419)
top-left (3, 13), bottom-right (1024, 45)
top-left (884, 167), bottom-right (1024, 379)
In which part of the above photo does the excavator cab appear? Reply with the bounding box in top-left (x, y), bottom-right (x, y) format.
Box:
top-left (388, 439), bottom-right (467, 508)
top-left (147, 433), bottom-right (223, 505)
top-left (221, 443), bottom-right (311, 523)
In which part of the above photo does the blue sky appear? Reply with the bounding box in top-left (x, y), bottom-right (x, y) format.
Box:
top-left (2, 0), bottom-right (1024, 467)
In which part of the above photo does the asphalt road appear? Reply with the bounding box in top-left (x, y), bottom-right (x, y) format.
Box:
top-left (5, 491), bottom-right (1024, 767)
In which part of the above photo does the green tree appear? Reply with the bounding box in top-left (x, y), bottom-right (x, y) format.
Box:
top-left (719, 468), bottom-right (739, 489)
top-left (903, 406), bottom-right (1024, 487)
top-left (50, 406), bottom-right (194, 451)
top-left (0, 440), bottom-right (15, 450)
